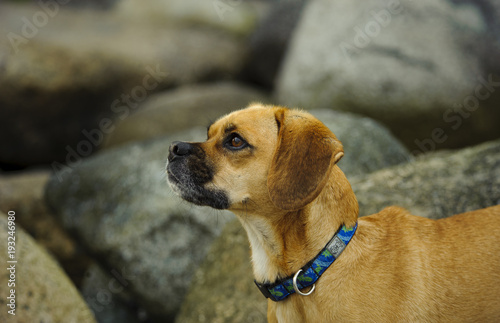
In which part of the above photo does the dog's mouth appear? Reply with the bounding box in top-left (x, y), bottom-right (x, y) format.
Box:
top-left (166, 158), bottom-right (230, 210)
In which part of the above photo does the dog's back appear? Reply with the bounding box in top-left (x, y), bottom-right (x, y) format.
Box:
top-left (346, 205), bottom-right (500, 322)
top-left (430, 205), bottom-right (500, 321)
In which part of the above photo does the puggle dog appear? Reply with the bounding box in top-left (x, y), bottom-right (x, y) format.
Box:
top-left (167, 104), bottom-right (500, 322)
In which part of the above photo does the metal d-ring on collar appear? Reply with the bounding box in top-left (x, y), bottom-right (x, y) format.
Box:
top-left (293, 269), bottom-right (316, 296)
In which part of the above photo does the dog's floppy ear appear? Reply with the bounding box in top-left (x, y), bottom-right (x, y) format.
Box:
top-left (267, 109), bottom-right (344, 211)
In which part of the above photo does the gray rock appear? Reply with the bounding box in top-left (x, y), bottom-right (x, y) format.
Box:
top-left (80, 263), bottom-right (144, 323)
top-left (352, 139), bottom-right (500, 219)
top-left (0, 2), bottom-right (245, 167)
top-left (276, 0), bottom-right (500, 152)
top-left (0, 170), bottom-right (89, 286)
top-left (66, 0), bottom-right (118, 10)
top-left (176, 139), bottom-right (500, 323)
top-left (311, 109), bottom-right (411, 177)
top-left (115, 0), bottom-right (266, 37)
top-left (103, 82), bottom-right (270, 149)
top-left (45, 127), bottom-right (235, 321)
top-left (0, 211), bottom-right (96, 323)
top-left (242, 0), bottom-right (306, 88)
top-left (176, 220), bottom-right (267, 323)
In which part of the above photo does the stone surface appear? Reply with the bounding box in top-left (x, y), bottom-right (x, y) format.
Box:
top-left (0, 2), bottom-right (245, 168)
top-left (115, 0), bottom-right (266, 37)
top-left (241, 0), bottom-right (306, 88)
top-left (80, 263), bottom-right (144, 323)
top-left (45, 127), bottom-right (235, 321)
top-left (0, 211), bottom-right (96, 323)
top-left (352, 139), bottom-right (500, 219)
top-left (103, 82), bottom-right (270, 149)
top-left (177, 139), bottom-right (500, 323)
top-left (176, 220), bottom-right (267, 323)
top-left (67, 0), bottom-right (119, 10)
top-left (0, 170), bottom-right (91, 286)
top-left (276, 0), bottom-right (500, 151)
top-left (311, 109), bottom-right (411, 177)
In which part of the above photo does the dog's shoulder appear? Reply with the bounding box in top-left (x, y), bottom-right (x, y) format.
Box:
top-left (361, 205), bottom-right (429, 226)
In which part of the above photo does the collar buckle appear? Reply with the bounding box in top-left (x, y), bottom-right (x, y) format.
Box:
top-left (254, 280), bottom-right (276, 301)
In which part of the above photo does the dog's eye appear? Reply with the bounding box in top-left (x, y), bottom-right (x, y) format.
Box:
top-left (225, 134), bottom-right (248, 150)
top-left (231, 136), bottom-right (243, 147)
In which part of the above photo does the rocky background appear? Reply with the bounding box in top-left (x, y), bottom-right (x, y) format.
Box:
top-left (0, 0), bottom-right (499, 322)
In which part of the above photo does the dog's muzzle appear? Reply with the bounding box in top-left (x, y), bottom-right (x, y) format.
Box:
top-left (166, 141), bottom-right (230, 210)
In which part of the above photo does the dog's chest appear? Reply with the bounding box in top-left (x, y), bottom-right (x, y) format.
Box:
top-left (238, 217), bottom-right (280, 282)
top-left (271, 298), bottom-right (332, 323)
top-left (274, 305), bottom-right (302, 323)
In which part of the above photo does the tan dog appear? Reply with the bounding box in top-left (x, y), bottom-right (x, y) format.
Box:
top-left (167, 104), bottom-right (500, 322)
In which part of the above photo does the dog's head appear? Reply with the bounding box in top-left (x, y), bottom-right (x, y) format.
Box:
top-left (166, 104), bottom-right (344, 213)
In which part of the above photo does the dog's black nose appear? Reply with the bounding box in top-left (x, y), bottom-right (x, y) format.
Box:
top-left (169, 141), bottom-right (194, 161)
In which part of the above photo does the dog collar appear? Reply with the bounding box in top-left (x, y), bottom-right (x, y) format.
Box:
top-left (254, 222), bottom-right (358, 302)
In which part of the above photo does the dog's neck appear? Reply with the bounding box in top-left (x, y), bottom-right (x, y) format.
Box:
top-left (235, 165), bottom-right (359, 284)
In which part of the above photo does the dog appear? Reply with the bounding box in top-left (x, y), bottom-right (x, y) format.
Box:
top-left (166, 104), bottom-right (500, 322)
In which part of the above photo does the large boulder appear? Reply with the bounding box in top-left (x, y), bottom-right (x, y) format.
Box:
top-left (176, 219), bottom-right (266, 323)
top-left (0, 170), bottom-right (90, 286)
top-left (80, 263), bottom-right (144, 323)
top-left (45, 127), bottom-right (235, 321)
top-left (66, 0), bottom-right (119, 10)
top-left (115, 0), bottom-right (265, 37)
top-left (103, 82), bottom-right (270, 149)
top-left (0, 171), bottom-right (70, 258)
top-left (241, 0), bottom-right (306, 89)
top-left (352, 140), bottom-right (500, 218)
top-left (0, 2), bottom-right (245, 168)
top-left (312, 109), bottom-right (411, 176)
top-left (0, 211), bottom-right (96, 323)
top-left (276, 0), bottom-right (500, 152)
top-left (177, 139), bottom-right (500, 323)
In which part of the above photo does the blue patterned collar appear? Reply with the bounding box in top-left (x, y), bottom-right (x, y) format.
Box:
top-left (254, 222), bottom-right (358, 302)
